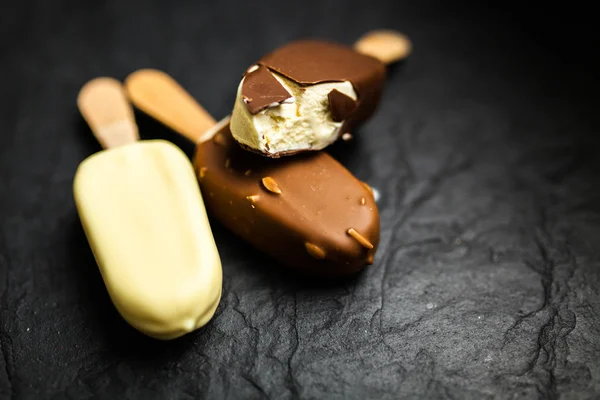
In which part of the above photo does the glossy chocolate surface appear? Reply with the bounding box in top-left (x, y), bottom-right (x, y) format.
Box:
top-left (194, 124), bottom-right (380, 277)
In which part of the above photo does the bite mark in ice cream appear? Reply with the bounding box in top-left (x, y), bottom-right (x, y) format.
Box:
top-left (230, 40), bottom-right (386, 157)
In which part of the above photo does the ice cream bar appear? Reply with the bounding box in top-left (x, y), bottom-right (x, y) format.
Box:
top-left (229, 30), bottom-right (412, 157)
top-left (125, 70), bottom-right (380, 277)
top-left (74, 78), bottom-right (222, 339)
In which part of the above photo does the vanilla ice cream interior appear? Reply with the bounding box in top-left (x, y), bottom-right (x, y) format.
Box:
top-left (230, 70), bottom-right (357, 155)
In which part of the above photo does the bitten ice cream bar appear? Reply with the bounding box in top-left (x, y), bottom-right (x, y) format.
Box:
top-left (230, 30), bottom-right (411, 157)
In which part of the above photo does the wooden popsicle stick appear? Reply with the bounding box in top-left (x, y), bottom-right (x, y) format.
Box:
top-left (124, 69), bottom-right (217, 144)
top-left (353, 30), bottom-right (412, 65)
top-left (77, 77), bottom-right (139, 150)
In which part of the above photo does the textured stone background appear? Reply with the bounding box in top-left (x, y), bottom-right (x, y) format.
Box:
top-left (1, 0), bottom-right (599, 399)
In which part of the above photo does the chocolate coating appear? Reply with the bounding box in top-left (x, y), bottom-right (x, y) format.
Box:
top-left (328, 89), bottom-right (357, 122)
top-left (194, 124), bottom-right (380, 278)
top-left (241, 66), bottom-right (292, 114)
top-left (256, 40), bottom-right (386, 133)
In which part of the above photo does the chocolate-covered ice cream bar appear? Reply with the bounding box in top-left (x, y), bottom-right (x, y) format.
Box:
top-left (197, 121), bottom-right (379, 277)
top-left (125, 70), bottom-right (380, 277)
top-left (230, 30), bottom-right (411, 157)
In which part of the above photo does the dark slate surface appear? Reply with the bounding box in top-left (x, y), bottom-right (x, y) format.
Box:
top-left (1, 1), bottom-right (599, 399)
